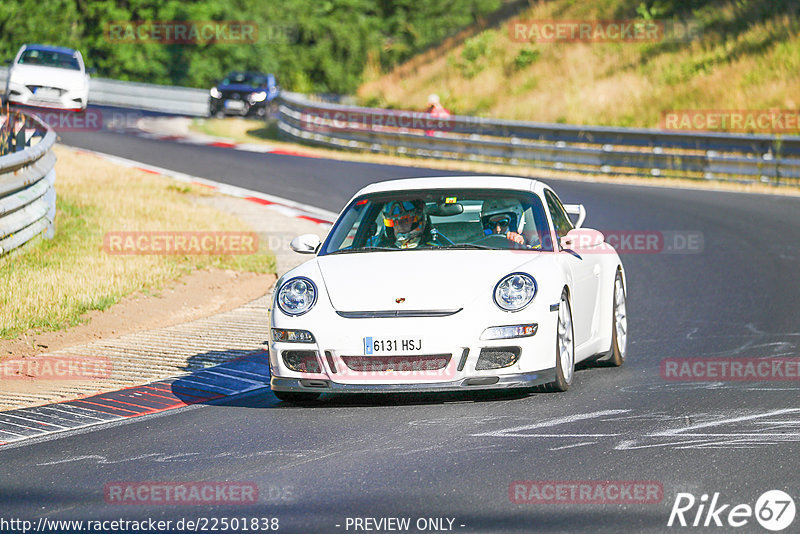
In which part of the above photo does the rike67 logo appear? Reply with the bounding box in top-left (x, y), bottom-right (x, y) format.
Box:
top-left (668, 490), bottom-right (796, 531)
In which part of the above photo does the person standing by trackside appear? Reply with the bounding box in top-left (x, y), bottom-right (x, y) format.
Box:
top-left (424, 93), bottom-right (450, 136)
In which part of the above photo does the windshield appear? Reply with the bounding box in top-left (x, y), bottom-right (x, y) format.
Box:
top-left (221, 72), bottom-right (268, 87)
top-left (18, 48), bottom-right (81, 70)
top-left (320, 188), bottom-right (553, 255)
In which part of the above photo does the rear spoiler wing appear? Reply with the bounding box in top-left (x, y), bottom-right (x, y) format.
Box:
top-left (563, 204), bottom-right (586, 228)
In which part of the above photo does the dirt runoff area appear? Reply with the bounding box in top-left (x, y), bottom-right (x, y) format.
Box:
top-left (0, 268), bottom-right (275, 360)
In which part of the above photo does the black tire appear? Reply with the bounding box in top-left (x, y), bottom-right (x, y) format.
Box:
top-left (273, 391), bottom-right (320, 403)
top-left (541, 289), bottom-right (575, 392)
top-left (595, 270), bottom-right (626, 367)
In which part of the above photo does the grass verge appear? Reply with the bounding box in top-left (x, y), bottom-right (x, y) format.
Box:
top-left (358, 0), bottom-right (800, 130)
top-left (0, 146), bottom-right (275, 339)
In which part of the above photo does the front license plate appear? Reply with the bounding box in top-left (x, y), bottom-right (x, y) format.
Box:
top-left (224, 99), bottom-right (245, 110)
top-left (364, 337), bottom-right (423, 355)
top-left (34, 88), bottom-right (60, 99)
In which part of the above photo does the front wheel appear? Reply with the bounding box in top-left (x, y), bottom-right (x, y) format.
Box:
top-left (542, 289), bottom-right (575, 392)
top-left (273, 391), bottom-right (320, 403)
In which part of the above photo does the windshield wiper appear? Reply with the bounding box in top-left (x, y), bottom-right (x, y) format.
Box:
top-left (436, 243), bottom-right (496, 250)
top-left (327, 246), bottom-right (398, 255)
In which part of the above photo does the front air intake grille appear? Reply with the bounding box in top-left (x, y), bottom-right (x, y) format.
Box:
top-left (341, 355), bottom-right (451, 372)
top-left (336, 309), bottom-right (461, 318)
top-left (324, 351), bottom-right (337, 374)
top-left (475, 347), bottom-right (521, 370)
top-left (26, 85), bottom-right (65, 96)
top-left (282, 350), bottom-right (320, 373)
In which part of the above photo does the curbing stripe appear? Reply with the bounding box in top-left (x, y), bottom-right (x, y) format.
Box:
top-left (67, 146), bottom-right (337, 227)
top-left (0, 352), bottom-right (270, 447)
top-left (125, 126), bottom-right (320, 159)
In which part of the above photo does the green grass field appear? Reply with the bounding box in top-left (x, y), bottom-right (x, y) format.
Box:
top-left (0, 147), bottom-right (274, 339)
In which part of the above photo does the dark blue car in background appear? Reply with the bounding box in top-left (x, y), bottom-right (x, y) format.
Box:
top-left (209, 71), bottom-right (279, 118)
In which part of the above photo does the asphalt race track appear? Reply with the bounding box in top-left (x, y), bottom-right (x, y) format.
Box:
top-left (1, 109), bottom-right (799, 533)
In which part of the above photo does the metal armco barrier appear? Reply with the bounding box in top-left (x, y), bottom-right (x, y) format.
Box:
top-left (0, 112), bottom-right (57, 256)
top-left (88, 77), bottom-right (208, 116)
top-left (277, 92), bottom-right (800, 185)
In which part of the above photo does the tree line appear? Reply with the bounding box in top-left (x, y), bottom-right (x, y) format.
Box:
top-left (0, 0), bottom-right (502, 93)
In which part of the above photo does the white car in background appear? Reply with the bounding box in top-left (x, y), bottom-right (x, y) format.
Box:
top-left (269, 176), bottom-right (627, 402)
top-left (4, 44), bottom-right (90, 111)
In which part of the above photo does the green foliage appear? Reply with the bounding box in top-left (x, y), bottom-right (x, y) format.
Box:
top-left (635, 1), bottom-right (670, 21)
top-left (0, 0), bottom-right (502, 93)
top-left (512, 48), bottom-right (540, 71)
top-left (451, 32), bottom-right (494, 78)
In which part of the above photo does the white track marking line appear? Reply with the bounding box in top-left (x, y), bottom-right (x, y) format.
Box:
top-left (548, 441), bottom-right (597, 451)
top-left (470, 409), bottom-right (630, 437)
top-left (651, 408), bottom-right (800, 436)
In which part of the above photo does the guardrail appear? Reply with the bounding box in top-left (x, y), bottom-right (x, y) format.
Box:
top-left (277, 92), bottom-right (800, 185)
top-left (1, 68), bottom-right (208, 116)
top-left (88, 77), bottom-right (208, 116)
top-left (0, 111), bottom-right (57, 256)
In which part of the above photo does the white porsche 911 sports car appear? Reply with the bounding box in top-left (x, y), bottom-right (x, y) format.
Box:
top-left (269, 176), bottom-right (627, 402)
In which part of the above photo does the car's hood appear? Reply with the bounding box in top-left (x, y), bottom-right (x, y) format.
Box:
top-left (9, 64), bottom-right (86, 90)
top-left (316, 250), bottom-right (546, 311)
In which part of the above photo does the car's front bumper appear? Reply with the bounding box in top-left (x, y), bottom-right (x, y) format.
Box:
top-left (269, 300), bottom-right (560, 393)
top-left (209, 97), bottom-right (269, 116)
top-left (6, 82), bottom-right (87, 111)
top-left (270, 368), bottom-right (556, 394)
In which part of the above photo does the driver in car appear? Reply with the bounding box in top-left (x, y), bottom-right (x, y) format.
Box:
top-left (372, 200), bottom-right (440, 249)
top-left (481, 199), bottom-right (526, 245)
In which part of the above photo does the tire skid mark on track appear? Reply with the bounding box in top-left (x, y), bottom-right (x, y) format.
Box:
top-left (469, 406), bottom-right (800, 451)
top-left (0, 352), bottom-right (269, 448)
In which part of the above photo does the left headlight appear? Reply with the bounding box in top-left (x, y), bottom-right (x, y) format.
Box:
top-left (209, 86), bottom-right (222, 99)
top-left (277, 277), bottom-right (318, 316)
top-left (493, 273), bottom-right (537, 312)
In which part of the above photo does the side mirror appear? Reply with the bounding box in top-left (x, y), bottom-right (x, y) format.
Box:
top-left (3, 59), bottom-right (11, 65)
top-left (560, 228), bottom-right (604, 251)
top-left (290, 234), bottom-right (321, 254)
top-left (86, 67), bottom-right (97, 74)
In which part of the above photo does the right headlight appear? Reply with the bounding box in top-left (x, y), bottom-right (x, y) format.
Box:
top-left (209, 86), bottom-right (222, 99)
top-left (249, 91), bottom-right (267, 103)
top-left (493, 273), bottom-right (537, 312)
top-left (277, 277), bottom-right (318, 316)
